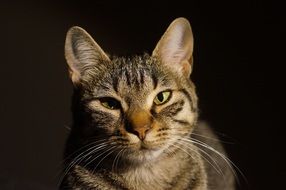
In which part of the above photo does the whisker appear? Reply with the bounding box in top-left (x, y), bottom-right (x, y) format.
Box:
top-left (112, 148), bottom-right (124, 173)
top-left (175, 140), bottom-right (224, 177)
top-left (92, 146), bottom-right (118, 173)
top-left (74, 144), bottom-right (110, 167)
top-left (64, 124), bottom-right (71, 131)
top-left (170, 143), bottom-right (196, 160)
top-left (167, 130), bottom-right (247, 185)
top-left (59, 139), bottom-right (108, 166)
top-left (191, 132), bottom-right (235, 144)
top-left (83, 145), bottom-right (116, 169)
top-left (58, 142), bottom-right (110, 187)
top-left (116, 148), bottom-right (127, 172)
top-left (58, 146), bottom-right (107, 187)
top-left (182, 137), bottom-right (246, 184)
top-left (59, 142), bottom-right (106, 173)
top-left (164, 144), bottom-right (177, 157)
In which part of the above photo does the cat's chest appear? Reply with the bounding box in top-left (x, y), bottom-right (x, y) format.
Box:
top-left (72, 154), bottom-right (202, 190)
top-left (114, 163), bottom-right (183, 190)
top-left (73, 164), bottom-right (171, 190)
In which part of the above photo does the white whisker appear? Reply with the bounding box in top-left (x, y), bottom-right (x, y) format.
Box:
top-left (112, 148), bottom-right (124, 173)
top-left (175, 140), bottom-right (224, 177)
top-left (83, 145), bottom-right (116, 168)
top-left (182, 137), bottom-right (246, 184)
top-left (60, 139), bottom-right (108, 165)
top-left (92, 146), bottom-right (118, 173)
top-left (191, 132), bottom-right (234, 144)
top-left (58, 141), bottom-right (110, 187)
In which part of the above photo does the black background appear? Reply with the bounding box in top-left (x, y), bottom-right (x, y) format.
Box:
top-left (0, 1), bottom-right (284, 189)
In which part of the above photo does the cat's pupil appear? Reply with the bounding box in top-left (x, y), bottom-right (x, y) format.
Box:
top-left (154, 91), bottom-right (171, 105)
top-left (157, 93), bottom-right (164, 102)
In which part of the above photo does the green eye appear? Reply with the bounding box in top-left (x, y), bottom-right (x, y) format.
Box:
top-left (99, 98), bottom-right (121, 110)
top-left (154, 91), bottom-right (172, 105)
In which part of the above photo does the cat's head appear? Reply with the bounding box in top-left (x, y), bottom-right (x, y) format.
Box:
top-left (65, 18), bottom-right (198, 163)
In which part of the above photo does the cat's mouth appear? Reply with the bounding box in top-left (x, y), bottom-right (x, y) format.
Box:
top-left (124, 139), bottom-right (159, 151)
top-left (134, 141), bottom-right (164, 154)
top-left (139, 141), bottom-right (155, 150)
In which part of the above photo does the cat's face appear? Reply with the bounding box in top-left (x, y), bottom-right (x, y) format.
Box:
top-left (65, 18), bottom-right (198, 163)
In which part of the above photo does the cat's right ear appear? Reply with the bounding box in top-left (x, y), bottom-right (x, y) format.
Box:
top-left (152, 18), bottom-right (194, 77)
top-left (65, 26), bottom-right (110, 85)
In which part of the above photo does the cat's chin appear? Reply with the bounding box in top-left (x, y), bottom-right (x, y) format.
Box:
top-left (123, 143), bottom-right (165, 163)
top-left (129, 150), bottom-right (163, 163)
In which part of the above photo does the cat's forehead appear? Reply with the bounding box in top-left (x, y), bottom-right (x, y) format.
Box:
top-left (84, 55), bottom-right (175, 99)
top-left (112, 56), bottom-right (156, 88)
top-left (110, 56), bottom-right (172, 96)
top-left (111, 55), bottom-right (155, 73)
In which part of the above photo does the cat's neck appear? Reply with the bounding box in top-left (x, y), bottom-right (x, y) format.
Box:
top-left (74, 146), bottom-right (207, 190)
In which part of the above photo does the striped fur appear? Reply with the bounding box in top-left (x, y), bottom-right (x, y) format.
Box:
top-left (60, 18), bottom-right (235, 190)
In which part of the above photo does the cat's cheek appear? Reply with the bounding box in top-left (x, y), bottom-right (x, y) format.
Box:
top-left (174, 110), bottom-right (196, 126)
top-left (172, 97), bottom-right (197, 127)
top-left (144, 122), bottom-right (162, 142)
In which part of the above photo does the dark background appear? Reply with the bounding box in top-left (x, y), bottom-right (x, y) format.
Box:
top-left (0, 1), bottom-right (284, 189)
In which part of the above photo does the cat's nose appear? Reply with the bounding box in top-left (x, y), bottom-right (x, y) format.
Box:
top-left (126, 110), bottom-right (152, 140)
top-left (131, 126), bottom-right (150, 140)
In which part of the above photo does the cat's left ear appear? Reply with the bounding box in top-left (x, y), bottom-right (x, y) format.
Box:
top-left (152, 17), bottom-right (194, 77)
top-left (65, 26), bottom-right (110, 85)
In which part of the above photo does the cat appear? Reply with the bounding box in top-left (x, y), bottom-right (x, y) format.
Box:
top-left (60, 17), bottom-right (235, 190)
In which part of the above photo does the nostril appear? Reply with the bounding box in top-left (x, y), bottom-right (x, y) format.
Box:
top-left (132, 130), bottom-right (140, 138)
top-left (125, 120), bottom-right (134, 133)
top-left (138, 126), bottom-right (150, 140)
top-left (127, 126), bottom-right (150, 140)
top-left (145, 128), bottom-right (150, 134)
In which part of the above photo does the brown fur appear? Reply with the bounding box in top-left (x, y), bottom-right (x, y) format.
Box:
top-left (60, 18), bottom-right (235, 190)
